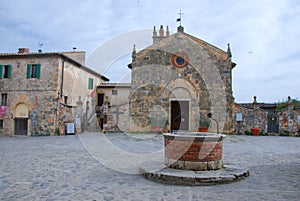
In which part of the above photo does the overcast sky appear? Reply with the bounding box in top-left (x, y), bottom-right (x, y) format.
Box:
top-left (1, 0), bottom-right (299, 103)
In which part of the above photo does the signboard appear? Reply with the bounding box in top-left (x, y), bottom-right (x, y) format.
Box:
top-left (236, 113), bottom-right (243, 121)
top-left (66, 123), bottom-right (75, 134)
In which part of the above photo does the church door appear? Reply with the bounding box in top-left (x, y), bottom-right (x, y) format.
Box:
top-left (171, 100), bottom-right (189, 131)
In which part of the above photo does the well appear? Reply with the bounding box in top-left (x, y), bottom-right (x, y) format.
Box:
top-left (163, 132), bottom-right (225, 171)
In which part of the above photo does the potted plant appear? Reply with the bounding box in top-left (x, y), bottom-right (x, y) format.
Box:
top-left (198, 114), bottom-right (211, 132)
top-left (251, 116), bottom-right (260, 136)
top-left (251, 128), bottom-right (260, 136)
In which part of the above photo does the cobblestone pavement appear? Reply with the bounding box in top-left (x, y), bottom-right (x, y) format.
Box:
top-left (0, 133), bottom-right (300, 201)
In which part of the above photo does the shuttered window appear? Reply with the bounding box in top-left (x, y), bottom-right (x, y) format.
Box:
top-left (26, 64), bottom-right (41, 79)
top-left (0, 65), bottom-right (12, 79)
top-left (88, 78), bottom-right (93, 90)
top-left (1, 93), bottom-right (7, 106)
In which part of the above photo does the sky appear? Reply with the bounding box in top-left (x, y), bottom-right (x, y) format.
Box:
top-left (1, 0), bottom-right (299, 103)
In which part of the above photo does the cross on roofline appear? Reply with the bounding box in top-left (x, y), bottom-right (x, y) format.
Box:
top-left (177, 10), bottom-right (184, 26)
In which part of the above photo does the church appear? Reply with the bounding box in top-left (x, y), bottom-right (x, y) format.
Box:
top-left (129, 25), bottom-right (235, 133)
top-left (99, 24), bottom-right (236, 134)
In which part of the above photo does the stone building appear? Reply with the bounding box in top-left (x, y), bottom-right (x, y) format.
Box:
top-left (277, 96), bottom-right (300, 135)
top-left (128, 25), bottom-right (236, 133)
top-left (95, 83), bottom-right (131, 132)
top-left (234, 96), bottom-right (300, 135)
top-left (0, 48), bottom-right (109, 136)
top-left (234, 96), bottom-right (268, 134)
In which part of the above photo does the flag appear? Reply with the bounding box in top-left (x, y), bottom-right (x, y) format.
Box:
top-left (0, 106), bottom-right (6, 117)
top-left (90, 88), bottom-right (96, 98)
top-left (176, 18), bottom-right (181, 22)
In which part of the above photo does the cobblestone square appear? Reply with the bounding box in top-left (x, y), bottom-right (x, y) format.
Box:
top-left (0, 133), bottom-right (300, 201)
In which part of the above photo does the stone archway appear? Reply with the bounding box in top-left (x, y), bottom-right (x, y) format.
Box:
top-left (15, 103), bottom-right (29, 118)
top-left (166, 79), bottom-right (199, 131)
top-left (9, 94), bottom-right (34, 117)
top-left (9, 94), bottom-right (34, 136)
top-left (15, 103), bottom-right (29, 135)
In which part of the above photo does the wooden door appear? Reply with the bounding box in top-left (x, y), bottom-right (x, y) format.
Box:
top-left (15, 118), bottom-right (28, 135)
top-left (171, 101), bottom-right (189, 131)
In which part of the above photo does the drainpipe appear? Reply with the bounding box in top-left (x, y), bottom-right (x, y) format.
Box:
top-left (60, 60), bottom-right (65, 98)
top-left (55, 60), bottom-right (65, 134)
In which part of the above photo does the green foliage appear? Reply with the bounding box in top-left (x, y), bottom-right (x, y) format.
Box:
top-left (199, 114), bottom-right (211, 128)
top-left (244, 130), bottom-right (251, 135)
top-left (259, 130), bottom-right (268, 136)
top-left (279, 130), bottom-right (290, 136)
top-left (276, 98), bottom-right (300, 112)
top-left (276, 101), bottom-right (287, 112)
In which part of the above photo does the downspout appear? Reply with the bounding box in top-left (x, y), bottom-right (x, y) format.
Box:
top-left (55, 60), bottom-right (65, 135)
top-left (60, 60), bottom-right (65, 98)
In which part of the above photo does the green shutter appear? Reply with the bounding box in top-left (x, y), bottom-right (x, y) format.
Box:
top-left (26, 64), bottom-right (31, 78)
top-left (7, 65), bottom-right (11, 78)
top-left (36, 64), bottom-right (41, 79)
top-left (0, 65), bottom-right (2, 78)
top-left (88, 78), bottom-right (93, 89)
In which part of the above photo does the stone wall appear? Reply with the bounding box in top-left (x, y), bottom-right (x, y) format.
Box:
top-left (234, 103), bottom-right (268, 134)
top-left (278, 108), bottom-right (300, 135)
top-left (0, 56), bottom-right (60, 136)
top-left (0, 51), bottom-right (107, 136)
top-left (130, 28), bottom-right (234, 133)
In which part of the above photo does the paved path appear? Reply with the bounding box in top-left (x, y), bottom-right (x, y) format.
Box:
top-left (0, 133), bottom-right (300, 201)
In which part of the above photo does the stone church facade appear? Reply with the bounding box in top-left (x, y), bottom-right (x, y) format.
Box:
top-left (128, 25), bottom-right (236, 133)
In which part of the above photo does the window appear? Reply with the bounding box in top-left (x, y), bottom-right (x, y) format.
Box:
top-left (26, 64), bottom-right (41, 78)
top-left (0, 120), bottom-right (3, 129)
top-left (1, 93), bottom-right (7, 106)
top-left (112, 90), bottom-right (118, 95)
top-left (88, 78), bottom-right (93, 90)
top-left (0, 65), bottom-right (11, 79)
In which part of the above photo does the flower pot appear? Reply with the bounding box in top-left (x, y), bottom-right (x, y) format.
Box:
top-left (198, 127), bottom-right (209, 132)
top-left (251, 128), bottom-right (260, 136)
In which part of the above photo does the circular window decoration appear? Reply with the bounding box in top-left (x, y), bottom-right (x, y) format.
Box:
top-left (172, 52), bottom-right (189, 68)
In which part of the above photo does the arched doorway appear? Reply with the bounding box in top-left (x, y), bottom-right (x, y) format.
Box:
top-left (14, 103), bottom-right (29, 135)
top-left (170, 87), bottom-right (191, 131)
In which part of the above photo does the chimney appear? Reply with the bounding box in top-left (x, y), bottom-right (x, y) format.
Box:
top-left (287, 96), bottom-right (294, 110)
top-left (159, 25), bottom-right (164, 37)
top-left (18, 48), bottom-right (30, 54)
top-left (166, 26), bottom-right (170, 36)
top-left (153, 25), bottom-right (169, 44)
top-left (153, 26), bottom-right (157, 37)
top-left (252, 96), bottom-right (259, 109)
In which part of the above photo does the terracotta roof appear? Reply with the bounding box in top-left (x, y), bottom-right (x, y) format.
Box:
top-left (0, 51), bottom-right (109, 81)
top-left (97, 83), bottom-right (131, 88)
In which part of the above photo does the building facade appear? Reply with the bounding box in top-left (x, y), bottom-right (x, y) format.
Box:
top-left (234, 96), bottom-right (300, 136)
top-left (95, 83), bottom-right (131, 132)
top-left (0, 48), bottom-right (108, 136)
top-left (129, 25), bottom-right (236, 133)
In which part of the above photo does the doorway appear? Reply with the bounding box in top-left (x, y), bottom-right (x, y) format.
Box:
top-left (15, 118), bottom-right (28, 135)
top-left (171, 100), bottom-right (189, 131)
top-left (267, 113), bottom-right (279, 133)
